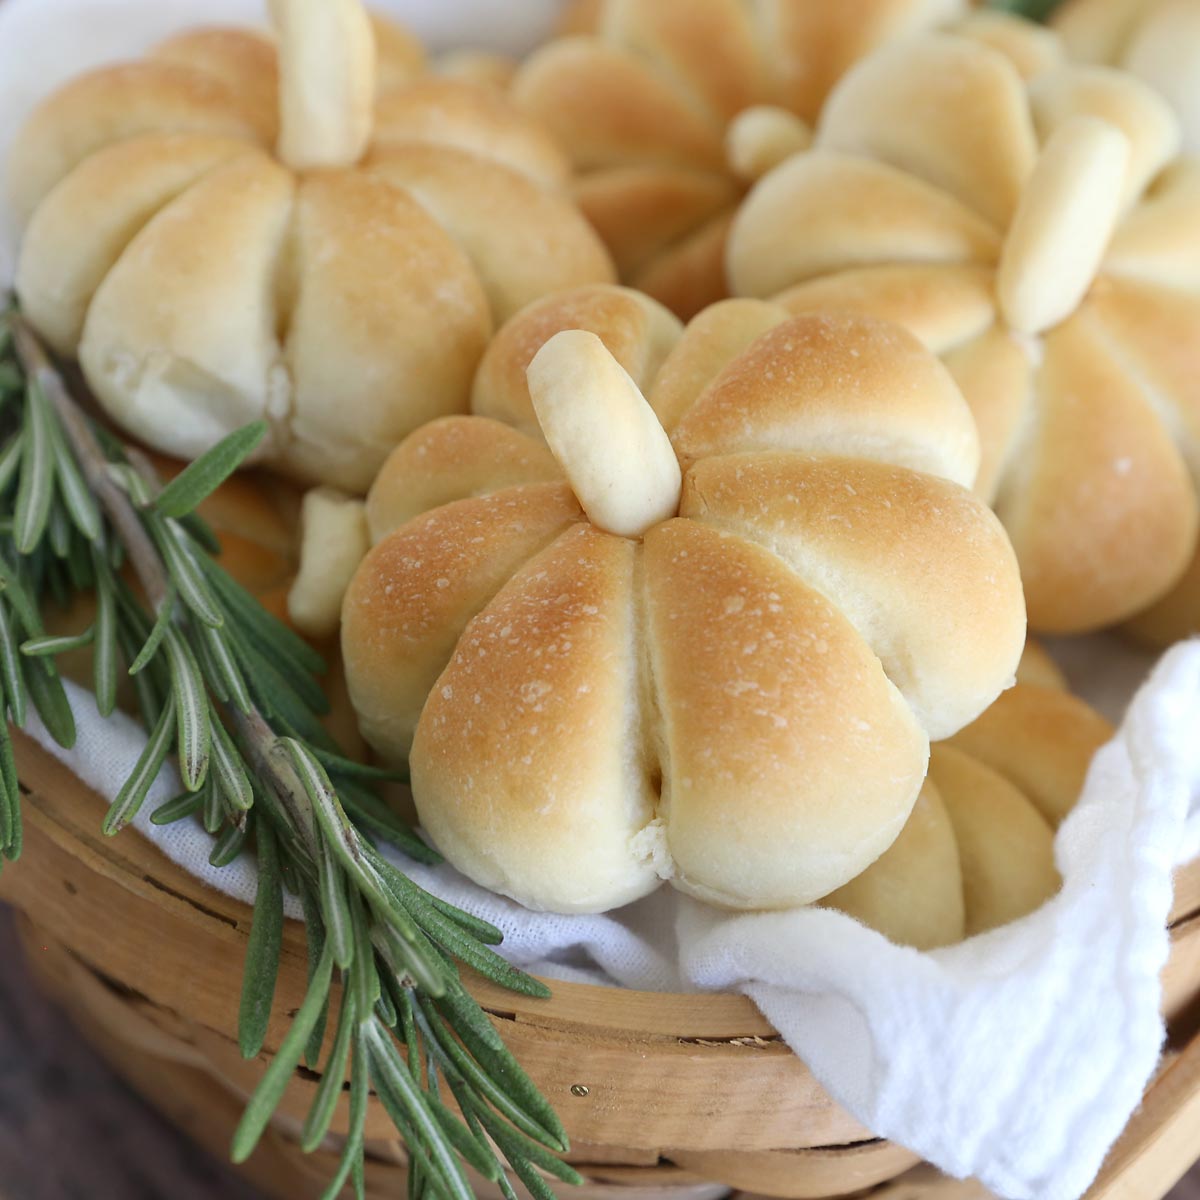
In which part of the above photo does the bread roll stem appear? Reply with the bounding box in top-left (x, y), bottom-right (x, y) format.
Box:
top-left (997, 115), bottom-right (1129, 334)
top-left (270, 0), bottom-right (376, 170)
top-left (526, 330), bottom-right (682, 538)
top-left (726, 107), bottom-right (812, 183)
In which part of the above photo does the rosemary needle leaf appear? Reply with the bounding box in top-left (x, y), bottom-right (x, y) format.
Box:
top-left (349, 891), bottom-right (381, 1022)
top-left (427, 1089), bottom-right (505, 1182)
top-left (0, 551), bottom-right (46, 639)
top-left (435, 980), bottom-right (566, 1146)
top-left (370, 1051), bottom-right (444, 1188)
top-left (0, 435), bottom-right (21, 496)
top-left (0, 775), bottom-right (19, 863)
top-left (310, 747), bottom-right (409, 785)
top-left (424, 897), bottom-right (503, 947)
top-left (49, 418), bottom-right (102, 541)
top-left (210, 709), bottom-right (253, 812)
top-left (196, 622), bottom-right (251, 714)
top-left (336, 780), bottom-right (439, 865)
top-left (201, 556), bottom-right (325, 675)
top-left (21, 628), bottom-right (94, 657)
top-left (987, 0), bottom-right (1063, 20)
top-left (0, 746), bottom-right (12, 852)
top-left (401, 885), bottom-right (545, 996)
top-left (129, 588), bottom-right (175, 675)
top-left (464, 1084), bottom-right (583, 1185)
top-left (153, 517), bottom-right (223, 628)
top-left (366, 1023), bottom-right (474, 1200)
top-left (14, 385), bottom-right (55, 554)
top-left (415, 998), bottom-right (564, 1152)
top-left (318, 837), bottom-right (355, 971)
top-left (202, 776), bottom-right (224, 834)
top-left (164, 626), bottom-right (210, 791)
top-left (301, 985), bottom-right (354, 1153)
top-left (25, 657), bottom-right (75, 749)
top-left (232, 937), bottom-right (336, 1164)
top-left (209, 818), bottom-right (250, 868)
top-left (0, 716), bottom-right (18, 817)
top-left (239, 819), bottom-right (283, 1060)
top-left (473, 1104), bottom-right (582, 1199)
top-left (91, 564), bottom-right (118, 717)
top-left (47, 499), bottom-right (71, 558)
top-left (154, 422), bottom-right (268, 519)
top-left (103, 695), bottom-right (175, 835)
top-left (150, 790), bottom-right (205, 826)
top-left (375, 981), bottom-right (398, 1028)
top-left (236, 637), bottom-right (333, 746)
top-left (228, 623), bottom-right (329, 717)
top-left (119, 625), bottom-right (165, 731)
top-left (0, 602), bottom-right (24, 727)
top-left (317, 1028), bottom-right (369, 1200)
top-left (299, 883), bottom-right (331, 1071)
top-left (177, 510), bottom-right (221, 556)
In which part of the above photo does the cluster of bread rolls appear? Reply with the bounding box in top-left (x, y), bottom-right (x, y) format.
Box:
top-left (511, 0), bottom-right (969, 319)
top-left (11, 1), bottom-right (1159, 936)
top-left (8, 0), bottom-right (613, 492)
top-left (341, 284), bottom-right (1025, 913)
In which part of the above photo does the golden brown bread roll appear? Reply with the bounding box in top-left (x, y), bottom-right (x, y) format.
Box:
top-left (826, 682), bottom-right (1112, 949)
top-left (9, 0), bottom-right (613, 494)
top-left (727, 30), bottom-right (1200, 634)
top-left (1055, 0), bottom-right (1200, 154)
top-left (341, 284), bottom-right (1025, 913)
top-left (511, 0), bottom-right (968, 319)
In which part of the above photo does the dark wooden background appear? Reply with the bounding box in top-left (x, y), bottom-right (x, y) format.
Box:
top-left (0, 904), bottom-right (1196, 1199)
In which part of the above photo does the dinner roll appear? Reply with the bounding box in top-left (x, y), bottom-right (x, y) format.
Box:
top-left (342, 285), bottom-right (1025, 913)
top-left (9, 0), bottom-right (613, 493)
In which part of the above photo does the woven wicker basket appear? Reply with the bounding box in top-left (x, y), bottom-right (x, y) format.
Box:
top-left (4, 730), bottom-right (1200, 1200)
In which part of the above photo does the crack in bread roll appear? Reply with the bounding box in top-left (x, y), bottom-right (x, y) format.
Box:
top-left (8, 1), bottom-right (614, 494)
top-left (511, 0), bottom-right (968, 320)
top-left (728, 29), bottom-right (1200, 634)
top-left (826, 679), bottom-right (1111, 949)
top-left (342, 284), bottom-right (1026, 914)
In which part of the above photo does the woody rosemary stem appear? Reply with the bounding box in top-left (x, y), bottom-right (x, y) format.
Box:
top-left (10, 316), bottom-right (169, 611)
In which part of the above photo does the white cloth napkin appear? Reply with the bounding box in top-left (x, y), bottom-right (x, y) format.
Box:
top-left (5, 2), bottom-right (1200, 1196)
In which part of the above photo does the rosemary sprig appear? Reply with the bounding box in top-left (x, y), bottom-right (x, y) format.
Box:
top-left (0, 300), bottom-right (579, 1199)
top-left (985, 0), bottom-right (1065, 21)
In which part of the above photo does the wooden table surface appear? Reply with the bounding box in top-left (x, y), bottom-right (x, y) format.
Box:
top-left (0, 899), bottom-right (1197, 1200)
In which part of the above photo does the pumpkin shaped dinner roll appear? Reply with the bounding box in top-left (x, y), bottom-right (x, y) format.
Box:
top-left (827, 676), bottom-right (1113, 949)
top-left (342, 285), bottom-right (1026, 914)
top-left (727, 30), bottom-right (1200, 634)
top-left (511, 0), bottom-right (967, 319)
top-left (8, 0), bottom-right (613, 493)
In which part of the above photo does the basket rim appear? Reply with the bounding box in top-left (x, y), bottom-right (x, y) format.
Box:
top-left (6, 729), bottom-right (779, 1038)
